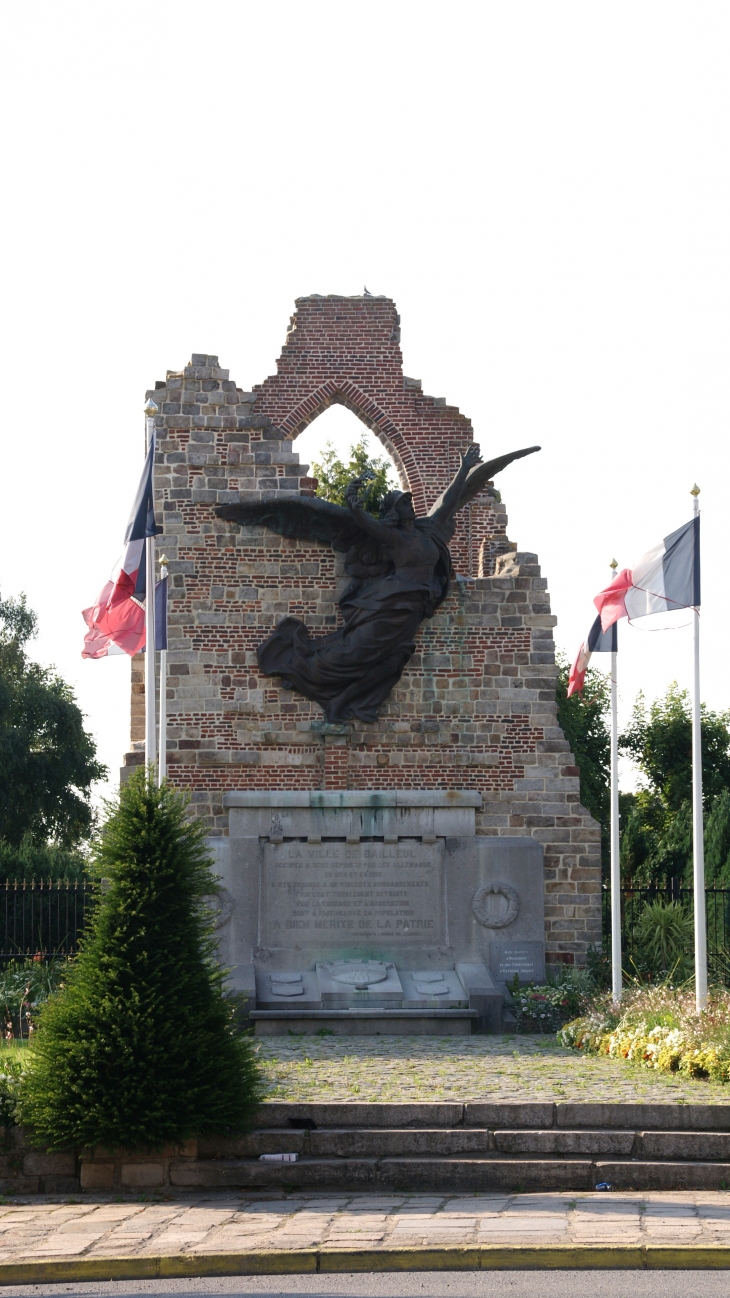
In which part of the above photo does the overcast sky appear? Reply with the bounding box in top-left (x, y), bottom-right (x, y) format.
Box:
top-left (1, 1), bottom-right (728, 804)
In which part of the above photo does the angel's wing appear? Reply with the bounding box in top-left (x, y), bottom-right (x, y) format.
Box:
top-left (427, 445), bottom-right (541, 518)
top-left (215, 496), bottom-right (393, 578)
top-left (216, 496), bottom-right (362, 552)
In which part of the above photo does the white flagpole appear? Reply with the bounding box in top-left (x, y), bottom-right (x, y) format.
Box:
top-left (690, 483), bottom-right (707, 1009)
top-left (609, 558), bottom-right (622, 1002)
top-left (158, 555), bottom-right (168, 786)
top-left (143, 399), bottom-right (158, 774)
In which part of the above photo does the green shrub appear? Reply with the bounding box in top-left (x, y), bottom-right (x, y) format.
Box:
top-left (0, 1051), bottom-right (27, 1125)
top-left (633, 898), bottom-right (694, 981)
top-left (0, 957), bottom-right (67, 1039)
top-left (20, 771), bottom-right (262, 1149)
top-left (585, 942), bottom-right (612, 989)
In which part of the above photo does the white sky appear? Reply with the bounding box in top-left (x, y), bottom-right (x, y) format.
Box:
top-left (1, 1), bottom-right (728, 806)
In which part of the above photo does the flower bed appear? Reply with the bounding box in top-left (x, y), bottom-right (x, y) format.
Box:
top-left (560, 984), bottom-right (730, 1084)
top-left (509, 982), bottom-right (584, 1033)
top-left (507, 972), bottom-right (591, 1034)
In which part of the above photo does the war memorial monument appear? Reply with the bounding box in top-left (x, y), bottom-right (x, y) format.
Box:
top-left (126, 295), bottom-right (602, 1033)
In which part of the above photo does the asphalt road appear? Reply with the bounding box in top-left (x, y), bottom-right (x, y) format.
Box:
top-left (2, 1273), bottom-right (729, 1298)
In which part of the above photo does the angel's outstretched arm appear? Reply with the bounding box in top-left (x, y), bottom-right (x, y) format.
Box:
top-left (344, 483), bottom-right (393, 543)
top-left (430, 444), bottom-right (482, 523)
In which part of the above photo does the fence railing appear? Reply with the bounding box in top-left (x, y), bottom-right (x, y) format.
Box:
top-left (0, 880), bottom-right (93, 966)
top-left (602, 882), bottom-right (730, 983)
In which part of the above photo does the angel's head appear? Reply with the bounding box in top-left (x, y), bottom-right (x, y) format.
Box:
top-left (381, 490), bottom-right (415, 527)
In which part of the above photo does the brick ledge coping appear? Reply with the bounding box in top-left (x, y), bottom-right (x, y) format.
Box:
top-left (223, 791), bottom-right (483, 809)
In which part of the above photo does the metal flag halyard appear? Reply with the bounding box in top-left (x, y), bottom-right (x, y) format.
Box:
top-left (690, 484), bottom-right (707, 1009)
top-left (609, 558), bottom-right (622, 1003)
top-left (157, 554), bottom-right (169, 785)
top-left (143, 399), bottom-right (158, 773)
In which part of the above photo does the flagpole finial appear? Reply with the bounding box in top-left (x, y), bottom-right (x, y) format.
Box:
top-left (144, 398), bottom-right (159, 418)
top-left (159, 553), bottom-right (169, 568)
top-left (610, 558), bottom-right (618, 571)
top-left (690, 484), bottom-right (701, 497)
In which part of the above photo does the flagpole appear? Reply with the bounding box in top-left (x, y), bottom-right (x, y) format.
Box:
top-left (143, 399), bottom-right (158, 774)
top-left (158, 555), bottom-right (168, 786)
top-left (609, 558), bottom-right (622, 1002)
top-left (690, 483), bottom-right (707, 1009)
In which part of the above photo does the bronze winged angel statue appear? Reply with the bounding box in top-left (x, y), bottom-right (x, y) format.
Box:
top-left (216, 443), bottom-right (539, 724)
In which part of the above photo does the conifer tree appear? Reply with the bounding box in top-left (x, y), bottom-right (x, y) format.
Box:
top-left (21, 771), bottom-right (262, 1149)
top-left (311, 436), bottom-right (397, 515)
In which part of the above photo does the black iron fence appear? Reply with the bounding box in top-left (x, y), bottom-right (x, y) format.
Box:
top-left (0, 880), bottom-right (94, 966)
top-left (602, 882), bottom-right (730, 983)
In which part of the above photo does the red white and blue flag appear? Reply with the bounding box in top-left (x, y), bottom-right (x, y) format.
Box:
top-left (82, 435), bottom-right (162, 659)
top-left (567, 615), bottom-right (617, 697)
top-left (594, 517), bottom-right (700, 632)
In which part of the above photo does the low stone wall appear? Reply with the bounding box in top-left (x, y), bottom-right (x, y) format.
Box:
top-left (80, 1139), bottom-right (199, 1191)
top-left (0, 1128), bottom-right (78, 1195)
top-left (0, 1129), bottom-right (203, 1194)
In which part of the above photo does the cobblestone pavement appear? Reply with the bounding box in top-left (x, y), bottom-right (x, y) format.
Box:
top-left (256, 1035), bottom-right (730, 1104)
top-left (1, 1192), bottom-right (730, 1258)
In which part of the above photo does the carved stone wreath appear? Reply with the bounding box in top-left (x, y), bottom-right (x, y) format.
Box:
top-left (471, 881), bottom-right (520, 929)
top-left (202, 887), bottom-right (234, 930)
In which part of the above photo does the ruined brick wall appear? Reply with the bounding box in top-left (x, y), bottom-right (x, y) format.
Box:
top-left (130, 296), bottom-right (601, 966)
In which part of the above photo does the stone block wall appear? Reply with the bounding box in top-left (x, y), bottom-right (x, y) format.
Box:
top-left (128, 296), bottom-right (601, 967)
top-left (0, 1127), bottom-right (78, 1195)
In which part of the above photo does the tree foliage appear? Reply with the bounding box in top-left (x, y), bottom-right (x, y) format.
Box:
top-left (0, 592), bottom-right (105, 848)
top-left (21, 772), bottom-right (262, 1149)
top-left (0, 839), bottom-right (89, 884)
top-left (620, 684), bottom-right (730, 813)
top-left (705, 790), bottom-right (730, 887)
top-left (555, 665), bottom-right (730, 888)
top-left (311, 434), bottom-right (398, 515)
top-left (619, 685), bottom-right (730, 887)
top-left (555, 653), bottom-right (611, 864)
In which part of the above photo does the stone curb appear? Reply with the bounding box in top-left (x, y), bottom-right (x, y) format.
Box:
top-left (2, 1244), bottom-right (730, 1281)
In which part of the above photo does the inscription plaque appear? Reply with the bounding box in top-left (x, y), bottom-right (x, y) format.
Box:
top-left (261, 840), bottom-right (444, 947)
top-left (489, 940), bottom-right (545, 985)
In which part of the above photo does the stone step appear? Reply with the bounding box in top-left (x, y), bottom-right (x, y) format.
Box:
top-left (168, 1154), bottom-right (730, 1193)
top-left (205, 1126), bottom-right (730, 1161)
top-left (205, 1128), bottom-right (492, 1158)
top-left (253, 1100), bottom-right (730, 1131)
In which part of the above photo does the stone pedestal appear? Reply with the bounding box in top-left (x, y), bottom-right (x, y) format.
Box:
top-left (209, 790), bottom-right (545, 1033)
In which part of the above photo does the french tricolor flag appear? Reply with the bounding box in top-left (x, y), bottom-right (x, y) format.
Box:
top-left (82, 435), bottom-right (162, 660)
top-left (594, 517), bottom-right (700, 632)
top-left (567, 615), bottom-right (617, 697)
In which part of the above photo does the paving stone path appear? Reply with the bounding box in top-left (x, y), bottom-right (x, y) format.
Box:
top-left (1, 1192), bottom-right (730, 1258)
top-left (256, 1035), bottom-right (730, 1104)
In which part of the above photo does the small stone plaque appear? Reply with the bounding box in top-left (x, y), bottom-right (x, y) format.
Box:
top-left (400, 969), bottom-right (469, 1009)
top-left (489, 940), bottom-right (545, 985)
top-left (261, 840), bottom-right (444, 948)
top-left (255, 969), bottom-right (322, 1009)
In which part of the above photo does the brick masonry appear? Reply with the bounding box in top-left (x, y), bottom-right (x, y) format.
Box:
top-left (129, 295), bottom-right (601, 967)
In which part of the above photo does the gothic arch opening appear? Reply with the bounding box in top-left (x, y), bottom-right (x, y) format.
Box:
top-left (291, 403), bottom-right (404, 499)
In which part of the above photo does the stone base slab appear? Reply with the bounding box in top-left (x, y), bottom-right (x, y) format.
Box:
top-left (250, 1010), bottom-right (478, 1036)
